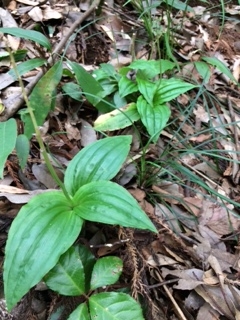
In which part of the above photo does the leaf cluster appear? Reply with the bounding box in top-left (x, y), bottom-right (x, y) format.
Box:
top-left (0, 26), bottom-right (238, 320)
top-left (4, 136), bottom-right (156, 313)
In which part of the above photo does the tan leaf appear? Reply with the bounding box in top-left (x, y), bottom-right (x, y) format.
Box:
top-left (162, 267), bottom-right (204, 290)
top-left (195, 285), bottom-right (240, 319)
top-left (147, 254), bottom-right (178, 267)
top-left (193, 105), bottom-right (210, 123)
top-left (199, 200), bottom-right (240, 235)
top-left (203, 269), bottom-right (219, 285)
top-left (129, 188), bottom-right (145, 201)
top-left (183, 197), bottom-right (202, 216)
top-left (189, 134), bottom-right (212, 142)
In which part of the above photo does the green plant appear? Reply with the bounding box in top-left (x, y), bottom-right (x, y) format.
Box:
top-left (1, 25), bottom-right (239, 318)
top-left (44, 244), bottom-right (145, 319)
top-left (4, 135), bottom-right (157, 313)
top-left (0, 28), bottom-right (155, 318)
top-left (94, 59), bottom-right (196, 142)
top-left (0, 28), bottom-right (237, 173)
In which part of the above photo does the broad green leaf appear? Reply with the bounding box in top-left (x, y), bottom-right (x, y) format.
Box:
top-left (22, 61), bottom-right (63, 138)
top-left (68, 61), bottom-right (110, 112)
top-left (202, 56), bottom-right (238, 83)
top-left (75, 245), bottom-right (95, 292)
top-left (73, 181), bottom-right (157, 233)
top-left (8, 58), bottom-right (46, 80)
top-left (0, 49), bottom-right (27, 62)
top-left (113, 91), bottom-right (127, 108)
top-left (164, 0), bottom-right (193, 11)
top-left (68, 303), bottom-right (90, 320)
top-left (0, 119), bottom-right (17, 179)
top-left (118, 66), bottom-right (131, 76)
top-left (4, 191), bottom-right (83, 310)
top-left (94, 103), bottom-right (140, 131)
top-left (68, 61), bottom-right (103, 105)
top-left (62, 82), bottom-right (82, 101)
top-left (98, 63), bottom-right (118, 78)
top-left (65, 136), bottom-right (132, 195)
top-left (118, 76), bottom-right (138, 97)
top-left (129, 59), bottom-right (176, 78)
top-left (0, 52), bottom-right (9, 59)
top-left (136, 73), bottom-right (157, 106)
top-left (92, 65), bottom-right (120, 97)
top-left (153, 78), bottom-right (196, 104)
top-left (90, 257), bottom-right (123, 290)
top-left (0, 27), bottom-right (51, 50)
top-left (194, 61), bottom-right (211, 83)
top-left (93, 63), bottom-right (120, 83)
top-left (44, 246), bottom-right (85, 296)
top-left (137, 96), bottom-right (170, 142)
top-left (89, 292), bottom-right (144, 320)
top-left (15, 134), bottom-right (29, 169)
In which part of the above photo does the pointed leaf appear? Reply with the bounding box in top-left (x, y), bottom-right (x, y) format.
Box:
top-left (4, 191), bottom-right (83, 310)
top-left (154, 78), bottom-right (196, 104)
top-left (0, 27), bottom-right (51, 50)
top-left (65, 136), bottom-right (132, 195)
top-left (136, 73), bottom-right (157, 106)
top-left (73, 181), bottom-right (157, 233)
top-left (89, 292), bottom-right (144, 320)
top-left (137, 96), bottom-right (171, 142)
top-left (15, 134), bottom-right (29, 169)
top-left (194, 61), bottom-right (211, 83)
top-left (22, 61), bottom-right (63, 138)
top-left (94, 103), bottom-right (140, 131)
top-left (8, 58), bottom-right (46, 80)
top-left (118, 76), bottom-right (138, 97)
top-left (75, 245), bottom-right (95, 292)
top-left (62, 82), bottom-right (82, 101)
top-left (68, 61), bottom-right (110, 112)
top-left (0, 119), bottom-right (17, 179)
top-left (0, 49), bottom-right (27, 62)
top-left (202, 56), bottom-right (237, 83)
top-left (129, 59), bottom-right (176, 77)
top-left (163, 0), bottom-right (193, 11)
top-left (90, 257), bottom-right (123, 290)
top-left (68, 303), bottom-right (90, 320)
top-left (44, 246), bottom-right (85, 296)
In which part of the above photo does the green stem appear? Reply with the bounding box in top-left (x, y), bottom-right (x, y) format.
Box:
top-left (7, 48), bottom-right (72, 202)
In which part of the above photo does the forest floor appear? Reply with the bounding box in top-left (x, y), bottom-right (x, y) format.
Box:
top-left (0, 0), bottom-right (240, 319)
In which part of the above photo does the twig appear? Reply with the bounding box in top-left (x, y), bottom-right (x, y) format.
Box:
top-left (0, 0), bottom-right (101, 121)
top-left (228, 95), bottom-right (240, 184)
top-left (154, 270), bottom-right (188, 320)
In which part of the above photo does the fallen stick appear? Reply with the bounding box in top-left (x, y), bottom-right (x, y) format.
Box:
top-left (0, 0), bottom-right (101, 121)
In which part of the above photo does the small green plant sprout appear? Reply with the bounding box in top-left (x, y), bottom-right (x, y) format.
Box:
top-left (44, 244), bottom-right (145, 319)
top-left (94, 59), bottom-right (197, 142)
top-left (0, 27), bottom-right (50, 80)
top-left (4, 135), bottom-right (157, 312)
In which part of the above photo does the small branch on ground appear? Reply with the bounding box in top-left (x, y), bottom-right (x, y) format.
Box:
top-left (0, 0), bottom-right (101, 121)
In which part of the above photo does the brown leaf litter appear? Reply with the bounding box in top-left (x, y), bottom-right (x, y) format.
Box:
top-left (0, 0), bottom-right (240, 319)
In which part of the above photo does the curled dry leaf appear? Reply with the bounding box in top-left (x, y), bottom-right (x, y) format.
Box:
top-left (146, 254), bottom-right (178, 267)
top-left (199, 200), bottom-right (240, 235)
top-left (195, 284), bottom-right (240, 319)
top-left (161, 267), bottom-right (204, 290)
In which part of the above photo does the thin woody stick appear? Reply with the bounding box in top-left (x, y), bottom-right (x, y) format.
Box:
top-left (0, 0), bottom-right (101, 121)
